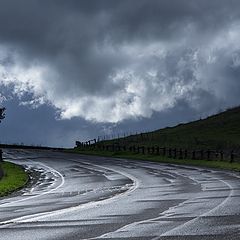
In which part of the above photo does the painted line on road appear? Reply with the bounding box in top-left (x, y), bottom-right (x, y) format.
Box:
top-left (0, 161), bottom-right (65, 208)
top-left (90, 165), bottom-right (235, 240)
top-left (152, 173), bottom-right (234, 238)
top-left (88, 165), bottom-right (201, 239)
top-left (0, 159), bottom-right (139, 225)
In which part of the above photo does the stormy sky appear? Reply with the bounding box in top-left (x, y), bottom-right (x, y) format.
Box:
top-left (0, 0), bottom-right (240, 147)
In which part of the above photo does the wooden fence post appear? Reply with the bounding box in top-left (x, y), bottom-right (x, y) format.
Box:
top-left (192, 150), bottom-right (196, 160)
top-left (184, 149), bottom-right (188, 159)
top-left (137, 146), bottom-right (140, 154)
top-left (173, 148), bottom-right (177, 158)
top-left (156, 146), bottom-right (160, 155)
top-left (207, 150), bottom-right (211, 160)
top-left (147, 147), bottom-right (150, 154)
top-left (220, 151), bottom-right (224, 161)
top-left (152, 146), bottom-right (155, 154)
top-left (230, 151), bottom-right (234, 163)
top-left (133, 145), bottom-right (136, 153)
top-left (0, 149), bottom-right (2, 162)
top-left (163, 147), bottom-right (166, 156)
top-left (168, 148), bottom-right (172, 158)
top-left (179, 149), bottom-right (183, 159)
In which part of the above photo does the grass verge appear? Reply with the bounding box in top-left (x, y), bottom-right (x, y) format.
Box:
top-left (67, 149), bottom-right (240, 172)
top-left (0, 161), bottom-right (29, 197)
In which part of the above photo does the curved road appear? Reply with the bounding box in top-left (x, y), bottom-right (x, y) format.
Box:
top-left (0, 149), bottom-right (240, 240)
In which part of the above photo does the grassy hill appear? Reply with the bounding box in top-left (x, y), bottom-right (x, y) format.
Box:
top-left (103, 106), bottom-right (240, 151)
top-left (72, 106), bottom-right (240, 171)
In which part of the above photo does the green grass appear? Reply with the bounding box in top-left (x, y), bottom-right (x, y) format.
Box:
top-left (101, 106), bottom-right (240, 151)
top-left (69, 107), bottom-right (240, 172)
top-left (68, 148), bottom-right (240, 172)
top-left (0, 161), bottom-right (29, 197)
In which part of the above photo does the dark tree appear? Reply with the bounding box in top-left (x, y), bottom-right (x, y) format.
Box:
top-left (0, 107), bottom-right (5, 162)
top-left (0, 107), bottom-right (6, 122)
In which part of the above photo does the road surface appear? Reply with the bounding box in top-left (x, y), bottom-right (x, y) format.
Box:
top-left (0, 149), bottom-right (240, 240)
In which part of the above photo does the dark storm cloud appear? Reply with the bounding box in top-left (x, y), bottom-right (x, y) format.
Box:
top-left (0, 0), bottom-right (240, 124)
top-left (1, 1), bottom-right (238, 49)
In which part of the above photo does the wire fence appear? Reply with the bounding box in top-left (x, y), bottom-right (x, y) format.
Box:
top-left (75, 141), bottom-right (239, 163)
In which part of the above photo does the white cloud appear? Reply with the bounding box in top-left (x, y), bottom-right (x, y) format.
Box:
top-left (1, 21), bottom-right (240, 123)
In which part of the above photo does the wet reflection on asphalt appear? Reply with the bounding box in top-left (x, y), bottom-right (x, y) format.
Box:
top-left (0, 149), bottom-right (239, 240)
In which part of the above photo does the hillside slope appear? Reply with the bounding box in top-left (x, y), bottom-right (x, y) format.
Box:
top-left (109, 106), bottom-right (240, 151)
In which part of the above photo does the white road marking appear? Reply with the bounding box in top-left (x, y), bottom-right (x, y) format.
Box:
top-left (1, 153), bottom-right (238, 239)
top-left (0, 160), bottom-right (139, 225)
top-left (89, 165), bottom-right (201, 239)
top-left (89, 165), bottom-right (235, 240)
top-left (0, 161), bottom-right (65, 208)
top-left (151, 174), bottom-right (234, 238)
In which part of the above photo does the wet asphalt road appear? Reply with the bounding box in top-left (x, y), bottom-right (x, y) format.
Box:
top-left (0, 149), bottom-right (240, 240)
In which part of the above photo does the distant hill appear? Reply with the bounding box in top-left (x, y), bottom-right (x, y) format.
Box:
top-left (106, 106), bottom-right (240, 151)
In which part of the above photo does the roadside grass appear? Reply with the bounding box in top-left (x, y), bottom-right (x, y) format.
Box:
top-left (67, 107), bottom-right (240, 172)
top-left (67, 148), bottom-right (240, 172)
top-left (99, 106), bottom-right (240, 151)
top-left (0, 161), bottom-right (29, 197)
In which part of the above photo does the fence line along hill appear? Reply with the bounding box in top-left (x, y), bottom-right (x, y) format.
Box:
top-left (75, 106), bottom-right (240, 163)
top-left (101, 106), bottom-right (240, 151)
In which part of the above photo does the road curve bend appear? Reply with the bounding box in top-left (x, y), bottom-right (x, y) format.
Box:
top-left (0, 149), bottom-right (239, 240)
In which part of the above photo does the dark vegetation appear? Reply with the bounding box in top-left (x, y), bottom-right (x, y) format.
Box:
top-left (103, 106), bottom-right (240, 151)
top-left (0, 144), bottom-right (64, 151)
top-left (69, 148), bottom-right (240, 172)
top-left (73, 107), bottom-right (240, 171)
top-left (0, 107), bottom-right (6, 183)
top-left (0, 107), bottom-right (5, 123)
